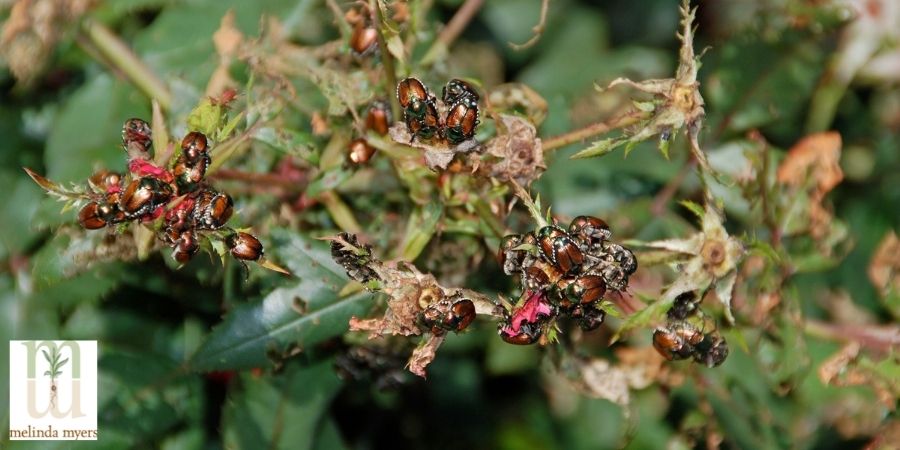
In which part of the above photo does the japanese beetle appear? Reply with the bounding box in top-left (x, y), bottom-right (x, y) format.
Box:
top-left (181, 131), bottom-right (210, 167)
top-left (497, 232), bottom-right (537, 275)
top-left (565, 274), bottom-right (607, 305)
top-left (444, 101), bottom-right (479, 145)
top-left (173, 156), bottom-right (208, 194)
top-left (350, 22), bottom-right (378, 56)
top-left (667, 291), bottom-right (699, 321)
top-left (365, 101), bottom-right (392, 136)
top-left (693, 334), bottom-right (728, 368)
top-left (599, 264), bottom-right (628, 291)
top-left (397, 77), bottom-right (441, 142)
top-left (227, 232), bottom-right (263, 261)
top-left (397, 77), bottom-right (430, 111)
top-left (442, 79), bottom-right (479, 108)
top-left (608, 243), bottom-right (638, 275)
top-left (88, 170), bottom-right (122, 193)
top-left (569, 215), bottom-right (611, 247)
top-left (578, 305), bottom-right (607, 331)
top-left (171, 230), bottom-right (199, 264)
top-left (347, 138), bottom-right (377, 165)
top-left (652, 322), bottom-right (703, 361)
top-left (119, 177), bottom-right (173, 219)
top-left (122, 118), bottom-right (152, 154)
top-left (164, 196), bottom-right (196, 234)
top-left (522, 266), bottom-right (551, 292)
top-left (193, 190), bottom-right (233, 230)
top-left (537, 225), bottom-right (584, 274)
top-left (406, 101), bottom-right (440, 142)
top-left (500, 321), bottom-right (543, 345)
top-left (418, 292), bottom-right (476, 335)
top-left (78, 191), bottom-right (127, 229)
top-left (330, 232), bottom-right (380, 283)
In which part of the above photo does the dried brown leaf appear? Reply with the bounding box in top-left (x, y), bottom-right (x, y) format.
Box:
top-left (484, 114), bottom-right (545, 185)
top-left (868, 231), bottom-right (900, 298)
top-left (777, 131), bottom-right (843, 191)
top-left (406, 333), bottom-right (446, 378)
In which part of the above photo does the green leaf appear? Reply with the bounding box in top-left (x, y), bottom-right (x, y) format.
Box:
top-left (679, 199), bottom-right (705, 221)
top-left (42, 349), bottom-right (51, 364)
top-left (44, 370), bottom-right (52, 376)
top-left (398, 203), bottom-right (443, 261)
top-left (305, 167), bottom-right (353, 198)
top-left (186, 98), bottom-right (224, 137)
top-left (222, 360), bottom-right (343, 450)
top-left (57, 357), bottom-right (69, 370)
top-left (189, 230), bottom-right (374, 371)
top-left (658, 134), bottom-right (671, 159)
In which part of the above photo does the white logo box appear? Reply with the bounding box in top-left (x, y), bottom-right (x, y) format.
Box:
top-left (9, 341), bottom-right (98, 441)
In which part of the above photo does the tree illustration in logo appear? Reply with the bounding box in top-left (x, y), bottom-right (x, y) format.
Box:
top-left (42, 346), bottom-right (68, 408)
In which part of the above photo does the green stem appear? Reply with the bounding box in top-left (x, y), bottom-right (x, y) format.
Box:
top-left (82, 20), bottom-right (172, 110)
top-left (371, 0), bottom-right (400, 121)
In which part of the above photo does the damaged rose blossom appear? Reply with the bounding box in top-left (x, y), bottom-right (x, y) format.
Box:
top-left (329, 232), bottom-right (499, 377)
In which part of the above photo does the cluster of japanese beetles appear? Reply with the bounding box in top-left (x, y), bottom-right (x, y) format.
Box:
top-left (396, 77), bottom-right (480, 145)
top-left (496, 216), bottom-right (638, 344)
top-left (347, 101), bottom-right (391, 165)
top-left (652, 291), bottom-right (729, 367)
top-left (77, 118), bottom-right (263, 264)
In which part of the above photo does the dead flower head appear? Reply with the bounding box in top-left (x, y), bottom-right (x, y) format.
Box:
top-left (635, 202), bottom-right (745, 323)
top-left (572, 0), bottom-right (712, 175)
top-left (329, 232), bottom-right (497, 377)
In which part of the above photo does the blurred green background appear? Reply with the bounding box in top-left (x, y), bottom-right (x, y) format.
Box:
top-left (1, 0), bottom-right (898, 449)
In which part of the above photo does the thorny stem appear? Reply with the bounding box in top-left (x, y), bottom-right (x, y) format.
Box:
top-left (509, 0), bottom-right (550, 50)
top-left (421, 0), bottom-right (485, 65)
top-left (543, 109), bottom-right (649, 153)
top-left (510, 180), bottom-right (549, 229)
top-left (371, 0), bottom-right (400, 121)
top-left (80, 20), bottom-right (172, 110)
